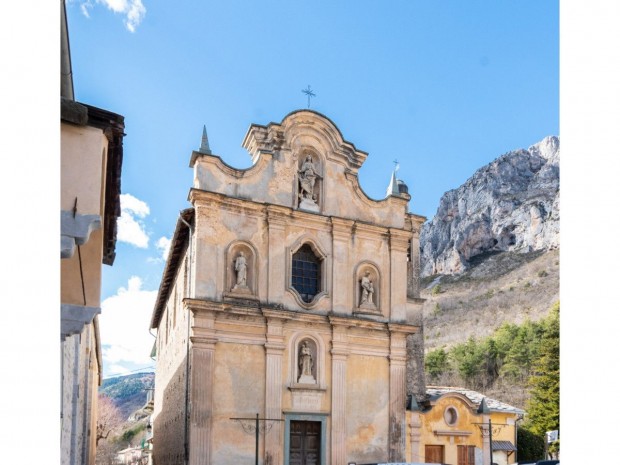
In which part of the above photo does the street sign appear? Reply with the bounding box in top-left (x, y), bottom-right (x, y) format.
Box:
top-left (546, 430), bottom-right (559, 442)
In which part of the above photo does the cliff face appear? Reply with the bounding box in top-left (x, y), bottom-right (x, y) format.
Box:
top-left (420, 136), bottom-right (559, 276)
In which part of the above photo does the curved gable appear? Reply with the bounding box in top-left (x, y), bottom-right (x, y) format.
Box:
top-left (191, 110), bottom-right (414, 228)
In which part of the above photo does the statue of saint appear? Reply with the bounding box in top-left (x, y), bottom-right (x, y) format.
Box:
top-left (298, 341), bottom-right (315, 383)
top-left (360, 271), bottom-right (374, 306)
top-left (298, 155), bottom-right (318, 202)
top-left (234, 251), bottom-right (247, 287)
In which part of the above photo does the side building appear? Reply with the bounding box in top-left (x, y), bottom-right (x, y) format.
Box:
top-left (409, 386), bottom-right (524, 465)
top-left (149, 110), bottom-right (427, 465)
top-left (60, 2), bottom-right (126, 464)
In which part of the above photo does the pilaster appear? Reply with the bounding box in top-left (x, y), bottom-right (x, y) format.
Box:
top-left (408, 412), bottom-right (423, 463)
top-left (330, 218), bottom-right (354, 314)
top-left (388, 325), bottom-right (408, 462)
top-left (267, 206), bottom-right (289, 304)
top-left (388, 229), bottom-right (411, 322)
top-left (264, 314), bottom-right (286, 465)
top-left (329, 317), bottom-right (350, 465)
top-left (187, 305), bottom-right (217, 465)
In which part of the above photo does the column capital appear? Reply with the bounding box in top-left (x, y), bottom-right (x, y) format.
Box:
top-left (266, 205), bottom-right (290, 228)
top-left (330, 217), bottom-right (354, 239)
top-left (388, 228), bottom-right (411, 252)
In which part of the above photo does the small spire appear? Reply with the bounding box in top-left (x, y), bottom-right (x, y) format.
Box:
top-left (386, 170), bottom-right (400, 196)
top-left (199, 125), bottom-right (212, 154)
top-left (386, 160), bottom-right (401, 197)
top-left (477, 397), bottom-right (490, 414)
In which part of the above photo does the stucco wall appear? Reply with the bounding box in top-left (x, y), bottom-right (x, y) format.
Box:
top-left (345, 354), bottom-right (390, 463)
top-left (212, 342), bottom-right (266, 464)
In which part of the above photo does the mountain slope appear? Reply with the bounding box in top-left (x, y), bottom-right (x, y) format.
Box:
top-left (99, 372), bottom-right (155, 420)
top-left (421, 248), bottom-right (559, 352)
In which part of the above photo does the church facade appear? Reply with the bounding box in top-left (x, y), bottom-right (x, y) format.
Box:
top-left (149, 110), bottom-right (427, 465)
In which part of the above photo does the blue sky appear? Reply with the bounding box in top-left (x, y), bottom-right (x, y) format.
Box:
top-left (61, 0), bottom-right (560, 379)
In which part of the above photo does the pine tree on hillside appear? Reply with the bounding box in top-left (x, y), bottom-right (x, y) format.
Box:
top-left (524, 302), bottom-right (560, 447)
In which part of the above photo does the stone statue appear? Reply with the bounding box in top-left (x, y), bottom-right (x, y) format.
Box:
top-left (298, 155), bottom-right (319, 209)
top-left (298, 341), bottom-right (316, 384)
top-left (360, 271), bottom-right (375, 308)
top-left (233, 251), bottom-right (247, 288)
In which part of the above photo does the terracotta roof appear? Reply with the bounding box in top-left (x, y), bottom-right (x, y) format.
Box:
top-left (426, 385), bottom-right (525, 414)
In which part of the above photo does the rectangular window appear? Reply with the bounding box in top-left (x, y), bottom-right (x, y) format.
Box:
top-left (457, 445), bottom-right (475, 465)
top-left (425, 444), bottom-right (444, 463)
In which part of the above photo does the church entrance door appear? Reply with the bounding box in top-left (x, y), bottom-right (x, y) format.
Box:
top-left (289, 420), bottom-right (321, 465)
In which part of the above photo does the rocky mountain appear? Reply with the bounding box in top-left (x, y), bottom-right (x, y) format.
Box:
top-left (420, 136), bottom-right (559, 277)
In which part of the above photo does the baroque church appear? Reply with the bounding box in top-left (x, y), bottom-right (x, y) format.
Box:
top-left (149, 110), bottom-right (521, 465)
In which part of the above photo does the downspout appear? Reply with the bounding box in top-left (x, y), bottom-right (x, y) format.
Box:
top-left (179, 211), bottom-right (194, 465)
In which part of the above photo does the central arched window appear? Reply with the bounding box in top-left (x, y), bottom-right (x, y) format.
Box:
top-left (292, 244), bottom-right (321, 303)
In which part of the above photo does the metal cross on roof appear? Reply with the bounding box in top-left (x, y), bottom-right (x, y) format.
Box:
top-left (393, 159), bottom-right (400, 172)
top-left (301, 85), bottom-right (316, 108)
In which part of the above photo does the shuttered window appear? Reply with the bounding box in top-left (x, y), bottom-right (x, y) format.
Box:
top-left (457, 445), bottom-right (475, 465)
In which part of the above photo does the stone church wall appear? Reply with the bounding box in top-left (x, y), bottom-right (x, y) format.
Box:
top-left (153, 255), bottom-right (190, 465)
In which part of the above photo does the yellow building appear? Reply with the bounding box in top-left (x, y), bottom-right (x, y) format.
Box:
top-left (407, 386), bottom-right (523, 465)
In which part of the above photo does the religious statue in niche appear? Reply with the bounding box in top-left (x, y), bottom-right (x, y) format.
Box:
top-left (297, 341), bottom-right (316, 384)
top-left (298, 155), bottom-right (320, 212)
top-left (359, 271), bottom-right (376, 310)
top-left (232, 251), bottom-right (250, 293)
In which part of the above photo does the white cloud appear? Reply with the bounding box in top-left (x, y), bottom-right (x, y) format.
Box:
top-left (121, 193), bottom-right (150, 217)
top-left (117, 193), bottom-right (150, 248)
top-left (156, 236), bottom-right (171, 261)
top-left (75, 0), bottom-right (146, 33)
top-left (100, 276), bottom-right (157, 372)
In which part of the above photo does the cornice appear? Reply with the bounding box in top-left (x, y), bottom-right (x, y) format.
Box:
top-left (388, 322), bottom-right (420, 335)
top-left (352, 221), bottom-right (389, 241)
top-left (389, 228), bottom-right (412, 251)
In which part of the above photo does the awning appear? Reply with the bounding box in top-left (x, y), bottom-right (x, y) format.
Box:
top-left (492, 440), bottom-right (517, 452)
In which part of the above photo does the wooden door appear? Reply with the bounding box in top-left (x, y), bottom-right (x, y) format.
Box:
top-left (289, 421), bottom-right (321, 465)
top-left (425, 444), bottom-right (444, 463)
top-left (458, 445), bottom-right (475, 465)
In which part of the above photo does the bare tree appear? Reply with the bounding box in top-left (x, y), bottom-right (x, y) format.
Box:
top-left (97, 394), bottom-right (124, 446)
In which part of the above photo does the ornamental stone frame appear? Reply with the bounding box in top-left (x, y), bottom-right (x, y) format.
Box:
top-left (224, 241), bottom-right (258, 299)
top-left (353, 261), bottom-right (381, 315)
top-left (295, 148), bottom-right (323, 213)
top-left (288, 332), bottom-right (327, 390)
top-left (285, 236), bottom-right (329, 308)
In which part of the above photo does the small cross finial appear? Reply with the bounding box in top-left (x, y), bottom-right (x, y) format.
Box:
top-left (301, 85), bottom-right (316, 108)
top-left (393, 159), bottom-right (400, 172)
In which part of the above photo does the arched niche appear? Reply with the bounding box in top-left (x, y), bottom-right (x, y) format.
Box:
top-left (294, 147), bottom-right (324, 213)
top-left (288, 332), bottom-right (326, 390)
top-left (225, 241), bottom-right (258, 298)
top-left (354, 261), bottom-right (381, 314)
